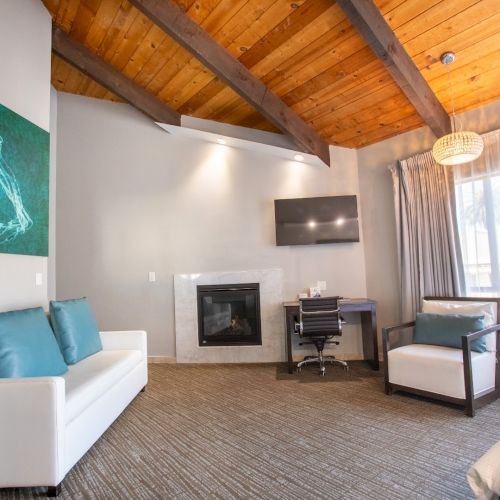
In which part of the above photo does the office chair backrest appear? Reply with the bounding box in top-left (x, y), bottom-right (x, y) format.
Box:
top-left (299, 297), bottom-right (342, 337)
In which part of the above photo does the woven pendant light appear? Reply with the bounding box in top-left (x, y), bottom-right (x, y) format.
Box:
top-left (432, 52), bottom-right (484, 166)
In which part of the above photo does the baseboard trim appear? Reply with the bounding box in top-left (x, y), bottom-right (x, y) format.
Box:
top-left (148, 354), bottom-right (379, 364)
top-left (148, 356), bottom-right (177, 364)
top-left (292, 352), bottom-right (365, 362)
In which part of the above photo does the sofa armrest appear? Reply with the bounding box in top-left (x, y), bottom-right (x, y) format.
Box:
top-left (100, 330), bottom-right (147, 359)
top-left (382, 321), bottom-right (415, 391)
top-left (0, 377), bottom-right (65, 488)
top-left (382, 321), bottom-right (415, 353)
top-left (461, 324), bottom-right (500, 415)
top-left (462, 323), bottom-right (500, 344)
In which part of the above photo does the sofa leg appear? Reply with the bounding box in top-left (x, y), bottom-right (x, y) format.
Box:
top-left (140, 386), bottom-right (146, 393)
top-left (466, 403), bottom-right (475, 418)
top-left (47, 484), bottom-right (61, 497)
top-left (385, 382), bottom-right (393, 395)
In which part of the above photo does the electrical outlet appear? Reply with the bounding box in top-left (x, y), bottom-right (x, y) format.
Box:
top-left (317, 281), bottom-right (327, 291)
top-left (148, 271), bottom-right (156, 283)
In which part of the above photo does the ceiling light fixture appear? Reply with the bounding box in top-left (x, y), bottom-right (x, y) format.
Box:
top-left (217, 138), bottom-right (226, 145)
top-left (294, 154), bottom-right (304, 162)
top-left (432, 52), bottom-right (484, 166)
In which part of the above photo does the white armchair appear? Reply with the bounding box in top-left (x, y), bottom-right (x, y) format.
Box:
top-left (383, 297), bottom-right (500, 417)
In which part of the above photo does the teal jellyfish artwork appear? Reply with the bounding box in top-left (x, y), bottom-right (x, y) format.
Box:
top-left (0, 104), bottom-right (49, 257)
top-left (0, 136), bottom-right (34, 243)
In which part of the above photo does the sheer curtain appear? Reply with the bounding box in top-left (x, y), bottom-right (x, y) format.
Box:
top-left (390, 152), bottom-right (463, 322)
top-left (454, 129), bottom-right (500, 296)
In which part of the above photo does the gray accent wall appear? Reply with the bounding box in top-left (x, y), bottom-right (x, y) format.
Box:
top-left (55, 93), bottom-right (368, 357)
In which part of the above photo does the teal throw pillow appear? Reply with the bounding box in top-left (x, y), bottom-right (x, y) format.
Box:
top-left (0, 307), bottom-right (67, 378)
top-left (414, 312), bottom-right (486, 353)
top-left (50, 298), bottom-right (102, 364)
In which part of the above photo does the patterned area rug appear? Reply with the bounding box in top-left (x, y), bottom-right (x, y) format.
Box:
top-left (2, 362), bottom-right (499, 499)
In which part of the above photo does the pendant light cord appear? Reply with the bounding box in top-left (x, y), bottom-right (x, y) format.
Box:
top-left (446, 64), bottom-right (458, 133)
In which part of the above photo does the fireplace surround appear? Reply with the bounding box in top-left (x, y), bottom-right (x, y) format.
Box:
top-left (174, 269), bottom-right (283, 363)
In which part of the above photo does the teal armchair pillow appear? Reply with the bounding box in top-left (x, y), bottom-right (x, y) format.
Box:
top-left (414, 312), bottom-right (486, 353)
top-left (50, 298), bottom-right (102, 365)
top-left (0, 307), bottom-right (67, 378)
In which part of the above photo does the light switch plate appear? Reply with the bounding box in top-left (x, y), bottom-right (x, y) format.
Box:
top-left (35, 273), bottom-right (43, 287)
top-left (317, 281), bottom-right (327, 291)
top-left (148, 271), bottom-right (156, 283)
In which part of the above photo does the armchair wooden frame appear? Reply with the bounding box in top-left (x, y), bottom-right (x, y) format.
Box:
top-left (382, 296), bottom-right (500, 417)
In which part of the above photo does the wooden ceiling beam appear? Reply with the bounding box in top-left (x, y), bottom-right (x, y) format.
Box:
top-left (336, 0), bottom-right (451, 138)
top-left (128, 0), bottom-right (331, 166)
top-left (52, 25), bottom-right (181, 127)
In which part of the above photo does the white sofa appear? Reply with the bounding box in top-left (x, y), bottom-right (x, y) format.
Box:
top-left (0, 330), bottom-right (147, 495)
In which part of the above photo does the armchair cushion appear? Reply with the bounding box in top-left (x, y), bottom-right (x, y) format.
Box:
top-left (0, 307), bottom-right (67, 378)
top-left (414, 312), bottom-right (486, 353)
top-left (388, 344), bottom-right (496, 399)
top-left (50, 298), bottom-right (103, 365)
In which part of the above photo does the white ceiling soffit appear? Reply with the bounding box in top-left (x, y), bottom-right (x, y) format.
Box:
top-left (155, 115), bottom-right (325, 167)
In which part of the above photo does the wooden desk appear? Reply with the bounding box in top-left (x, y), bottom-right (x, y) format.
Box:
top-left (283, 298), bottom-right (379, 373)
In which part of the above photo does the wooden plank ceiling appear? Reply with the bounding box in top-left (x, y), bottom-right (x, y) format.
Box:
top-left (44, 0), bottom-right (500, 149)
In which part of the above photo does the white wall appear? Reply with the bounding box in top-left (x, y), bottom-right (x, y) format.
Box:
top-left (49, 87), bottom-right (58, 300)
top-left (55, 92), bottom-right (367, 358)
top-left (0, 0), bottom-right (53, 311)
top-left (358, 99), bottom-right (500, 335)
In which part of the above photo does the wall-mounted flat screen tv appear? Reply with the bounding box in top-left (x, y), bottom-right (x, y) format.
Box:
top-left (274, 195), bottom-right (359, 246)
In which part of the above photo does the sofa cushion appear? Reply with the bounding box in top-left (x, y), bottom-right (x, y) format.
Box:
top-left (422, 300), bottom-right (497, 352)
top-left (50, 298), bottom-right (103, 365)
top-left (388, 344), bottom-right (496, 399)
top-left (414, 312), bottom-right (486, 353)
top-left (64, 349), bottom-right (142, 423)
top-left (0, 307), bottom-right (67, 378)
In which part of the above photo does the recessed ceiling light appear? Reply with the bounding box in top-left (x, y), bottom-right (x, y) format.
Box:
top-left (308, 220), bottom-right (317, 228)
top-left (335, 217), bottom-right (345, 226)
top-left (217, 138), bottom-right (227, 145)
top-left (294, 154), bottom-right (304, 162)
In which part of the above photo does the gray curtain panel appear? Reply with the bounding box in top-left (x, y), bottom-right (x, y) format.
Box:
top-left (390, 152), bottom-right (463, 322)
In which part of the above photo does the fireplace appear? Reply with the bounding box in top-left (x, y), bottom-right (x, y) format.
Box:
top-left (197, 283), bottom-right (262, 346)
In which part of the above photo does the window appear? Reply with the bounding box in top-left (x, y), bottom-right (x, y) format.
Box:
top-left (455, 170), bottom-right (500, 296)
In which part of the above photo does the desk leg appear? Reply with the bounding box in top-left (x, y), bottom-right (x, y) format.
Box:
top-left (285, 310), bottom-right (294, 374)
top-left (361, 307), bottom-right (379, 370)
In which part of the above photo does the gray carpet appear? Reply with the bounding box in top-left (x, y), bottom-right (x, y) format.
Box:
top-left (2, 362), bottom-right (500, 499)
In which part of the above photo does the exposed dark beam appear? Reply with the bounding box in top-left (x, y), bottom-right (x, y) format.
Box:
top-left (52, 25), bottom-right (181, 126)
top-left (128, 0), bottom-right (331, 166)
top-left (336, 0), bottom-right (451, 138)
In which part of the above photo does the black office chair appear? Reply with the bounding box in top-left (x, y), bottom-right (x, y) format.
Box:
top-left (296, 296), bottom-right (348, 376)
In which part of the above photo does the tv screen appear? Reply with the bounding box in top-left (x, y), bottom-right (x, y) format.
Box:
top-left (274, 195), bottom-right (359, 246)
